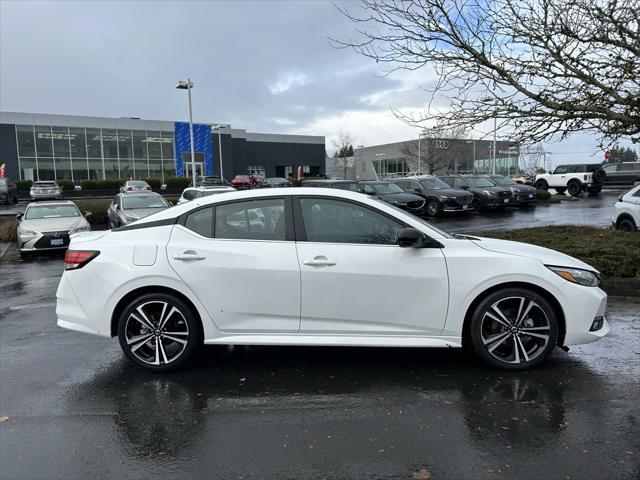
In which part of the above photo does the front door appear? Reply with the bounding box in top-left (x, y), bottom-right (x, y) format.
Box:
top-left (294, 196), bottom-right (449, 336)
top-left (184, 162), bottom-right (204, 179)
top-left (167, 197), bottom-right (300, 333)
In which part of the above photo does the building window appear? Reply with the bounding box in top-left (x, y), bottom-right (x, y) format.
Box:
top-left (247, 165), bottom-right (265, 177)
top-left (16, 125), bottom-right (35, 157)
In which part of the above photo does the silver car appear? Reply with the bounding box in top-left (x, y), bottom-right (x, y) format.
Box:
top-left (120, 180), bottom-right (152, 193)
top-left (177, 186), bottom-right (237, 205)
top-left (30, 181), bottom-right (63, 201)
top-left (17, 201), bottom-right (91, 259)
top-left (107, 192), bottom-right (171, 229)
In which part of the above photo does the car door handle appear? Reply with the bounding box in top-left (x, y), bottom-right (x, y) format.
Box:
top-left (304, 256), bottom-right (337, 267)
top-left (173, 251), bottom-right (206, 261)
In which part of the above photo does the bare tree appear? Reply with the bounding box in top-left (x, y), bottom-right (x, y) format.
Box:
top-left (400, 127), bottom-right (465, 173)
top-left (519, 144), bottom-right (549, 174)
top-left (331, 129), bottom-right (356, 178)
top-left (333, 0), bottom-right (640, 146)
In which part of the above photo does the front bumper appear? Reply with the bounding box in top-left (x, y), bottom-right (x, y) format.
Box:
top-left (19, 230), bottom-right (71, 252)
top-left (563, 286), bottom-right (609, 346)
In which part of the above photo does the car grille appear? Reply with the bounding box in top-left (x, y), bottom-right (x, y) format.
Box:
top-left (497, 191), bottom-right (512, 198)
top-left (407, 200), bottom-right (425, 209)
top-left (456, 195), bottom-right (473, 205)
top-left (34, 231), bottom-right (70, 249)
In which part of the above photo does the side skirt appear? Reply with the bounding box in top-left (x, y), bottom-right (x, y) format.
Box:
top-left (204, 334), bottom-right (462, 348)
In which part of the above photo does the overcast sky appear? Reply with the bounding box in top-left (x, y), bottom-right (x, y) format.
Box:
top-left (0, 0), bottom-right (635, 164)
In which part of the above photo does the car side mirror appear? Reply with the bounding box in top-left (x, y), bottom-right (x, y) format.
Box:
top-left (460, 185), bottom-right (469, 190)
top-left (414, 188), bottom-right (422, 193)
top-left (113, 204), bottom-right (119, 211)
top-left (16, 213), bottom-right (23, 221)
top-left (398, 228), bottom-right (427, 248)
top-left (84, 211), bottom-right (92, 218)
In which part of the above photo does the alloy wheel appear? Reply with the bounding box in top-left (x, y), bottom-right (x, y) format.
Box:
top-left (123, 301), bottom-right (190, 366)
top-left (480, 296), bottom-right (551, 365)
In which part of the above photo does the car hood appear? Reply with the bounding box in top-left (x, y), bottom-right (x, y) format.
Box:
top-left (471, 237), bottom-right (596, 272)
top-left (377, 192), bottom-right (424, 203)
top-left (121, 207), bottom-right (167, 220)
top-left (21, 216), bottom-right (87, 233)
top-left (431, 188), bottom-right (473, 198)
top-left (509, 184), bottom-right (537, 194)
top-left (472, 185), bottom-right (511, 193)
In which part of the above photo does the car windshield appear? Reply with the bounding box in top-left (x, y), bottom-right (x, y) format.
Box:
top-left (491, 176), bottom-right (516, 186)
top-left (127, 181), bottom-right (148, 187)
top-left (25, 205), bottom-right (79, 219)
top-left (235, 175), bottom-right (250, 180)
top-left (419, 177), bottom-right (450, 190)
top-left (466, 177), bottom-right (495, 187)
top-left (371, 183), bottom-right (404, 194)
top-left (123, 196), bottom-right (168, 209)
top-left (33, 182), bottom-right (57, 188)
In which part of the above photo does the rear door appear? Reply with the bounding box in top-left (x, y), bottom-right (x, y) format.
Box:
top-left (167, 197), bottom-right (301, 333)
top-left (294, 196), bottom-right (449, 335)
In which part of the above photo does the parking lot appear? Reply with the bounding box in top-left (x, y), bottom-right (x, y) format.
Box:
top-left (1, 193), bottom-right (639, 479)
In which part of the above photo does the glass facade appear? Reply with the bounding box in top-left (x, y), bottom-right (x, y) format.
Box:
top-left (15, 125), bottom-right (176, 182)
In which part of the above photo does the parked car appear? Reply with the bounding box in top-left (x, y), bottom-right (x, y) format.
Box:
top-left (0, 177), bottom-right (18, 204)
top-left (612, 185), bottom-right (640, 232)
top-left (231, 174), bottom-right (261, 189)
top-left (601, 162), bottom-right (640, 188)
top-left (107, 192), bottom-right (171, 228)
top-left (196, 175), bottom-right (228, 187)
top-left (535, 163), bottom-right (606, 196)
top-left (358, 181), bottom-right (426, 215)
top-left (302, 179), bottom-right (360, 191)
top-left (17, 201), bottom-right (91, 259)
top-left (120, 180), bottom-right (152, 193)
top-left (439, 175), bottom-right (514, 210)
top-left (256, 177), bottom-right (291, 188)
top-left (393, 176), bottom-right (474, 216)
top-left (30, 181), bottom-right (63, 201)
top-left (485, 175), bottom-right (537, 205)
top-left (57, 188), bottom-right (608, 372)
top-left (512, 175), bottom-right (534, 185)
top-left (177, 186), bottom-right (237, 205)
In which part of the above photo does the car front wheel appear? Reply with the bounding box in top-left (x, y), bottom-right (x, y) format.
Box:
top-left (426, 199), bottom-right (441, 217)
top-left (117, 293), bottom-right (202, 372)
top-left (470, 288), bottom-right (559, 370)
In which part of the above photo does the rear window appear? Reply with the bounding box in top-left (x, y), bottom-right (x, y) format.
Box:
top-left (33, 182), bottom-right (57, 187)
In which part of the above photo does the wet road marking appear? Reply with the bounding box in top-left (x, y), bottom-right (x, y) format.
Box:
top-left (9, 302), bottom-right (56, 311)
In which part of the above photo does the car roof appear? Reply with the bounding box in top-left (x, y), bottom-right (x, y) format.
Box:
top-left (185, 186), bottom-right (234, 191)
top-left (117, 191), bottom-right (162, 197)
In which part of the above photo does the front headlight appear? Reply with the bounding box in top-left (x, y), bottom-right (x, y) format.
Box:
top-left (124, 215), bottom-right (139, 222)
top-left (483, 190), bottom-right (496, 197)
top-left (547, 266), bottom-right (601, 287)
top-left (69, 224), bottom-right (90, 234)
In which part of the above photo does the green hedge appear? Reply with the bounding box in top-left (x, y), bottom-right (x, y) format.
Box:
top-left (15, 180), bottom-right (33, 191)
top-left (56, 179), bottom-right (75, 191)
top-left (165, 177), bottom-right (191, 189)
top-left (536, 189), bottom-right (551, 200)
top-left (79, 179), bottom-right (123, 190)
top-left (144, 178), bottom-right (162, 189)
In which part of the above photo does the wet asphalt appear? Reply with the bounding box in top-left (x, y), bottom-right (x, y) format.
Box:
top-left (1, 243), bottom-right (639, 479)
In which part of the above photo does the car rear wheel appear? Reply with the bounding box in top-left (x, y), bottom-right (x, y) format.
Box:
top-left (118, 293), bottom-right (202, 372)
top-left (617, 217), bottom-right (636, 232)
top-left (426, 199), bottom-right (442, 217)
top-left (470, 288), bottom-right (559, 370)
top-left (471, 197), bottom-right (481, 211)
top-left (567, 181), bottom-right (582, 197)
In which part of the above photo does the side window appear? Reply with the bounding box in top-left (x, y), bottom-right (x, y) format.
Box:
top-left (453, 178), bottom-right (467, 189)
top-left (440, 177), bottom-right (453, 187)
top-left (554, 165), bottom-right (568, 174)
top-left (394, 180), bottom-right (407, 189)
top-left (634, 189), bottom-right (640, 198)
top-left (183, 190), bottom-right (194, 201)
top-left (602, 164), bottom-right (617, 173)
top-left (299, 198), bottom-right (404, 245)
top-left (215, 199), bottom-right (286, 241)
top-left (184, 207), bottom-right (214, 238)
top-left (410, 181), bottom-right (422, 191)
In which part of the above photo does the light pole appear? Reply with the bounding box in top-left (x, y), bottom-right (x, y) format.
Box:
top-left (465, 140), bottom-right (476, 174)
top-left (417, 129), bottom-right (429, 174)
top-left (212, 125), bottom-right (225, 182)
top-left (480, 96), bottom-right (498, 174)
top-left (176, 78), bottom-right (197, 187)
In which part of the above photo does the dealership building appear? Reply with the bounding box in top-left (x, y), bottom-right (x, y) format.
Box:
top-left (0, 111), bottom-right (325, 182)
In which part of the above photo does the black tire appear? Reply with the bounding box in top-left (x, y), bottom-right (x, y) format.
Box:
top-left (554, 187), bottom-right (566, 194)
top-left (470, 287), bottom-right (559, 370)
top-left (617, 217), bottom-right (636, 232)
top-left (592, 168), bottom-right (606, 184)
top-left (425, 198), bottom-right (442, 217)
top-left (471, 197), bottom-right (481, 212)
top-left (117, 292), bottom-right (202, 372)
top-left (535, 179), bottom-right (548, 190)
top-left (567, 181), bottom-right (582, 197)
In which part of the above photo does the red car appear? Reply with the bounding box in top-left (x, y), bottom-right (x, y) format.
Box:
top-left (231, 174), bottom-right (261, 189)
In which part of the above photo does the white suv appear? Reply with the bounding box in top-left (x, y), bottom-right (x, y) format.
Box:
top-left (535, 163), bottom-right (606, 197)
top-left (612, 185), bottom-right (640, 232)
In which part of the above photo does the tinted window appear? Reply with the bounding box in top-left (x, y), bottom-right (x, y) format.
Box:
top-left (394, 180), bottom-right (409, 189)
top-left (333, 182), bottom-right (359, 192)
top-left (419, 177), bottom-right (449, 190)
top-left (122, 195), bottom-right (168, 209)
top-left (440, 177), bottom-right (453, 187)
top-left (370, 183), bottom-right (404, 195)
top-left (603, 164), bottom-right (618, 172)
top-left (554, 165), bottom-right (568, 174)
top-left (299, 198), bottom-right (404, 245)
top-left (491, 176), bottom-right (516, 186)
top-left (185, 207), bottom-right (214, 238)
top-left (467, 177), bottom-right (494, 187)
top-left (453, 178), bottom-right (468, 189)
top-left (215, 199), bottom-right (285, 241)
top-left (182, 190), bottom-right (196, 201)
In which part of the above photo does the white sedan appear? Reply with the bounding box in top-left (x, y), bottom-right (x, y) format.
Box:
top-left (56, 188), bottom-right (609, 371)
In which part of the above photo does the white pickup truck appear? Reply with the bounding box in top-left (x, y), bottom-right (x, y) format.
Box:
top-left (535, 163), bottom-right (606, 197)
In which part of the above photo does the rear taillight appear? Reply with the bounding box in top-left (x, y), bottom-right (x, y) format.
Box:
top-left (127, 186), bottom-right (133, 191)
top-left (64, 250), bottom-right (99, 270)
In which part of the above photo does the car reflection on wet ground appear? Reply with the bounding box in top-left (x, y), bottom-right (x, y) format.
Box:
top-left (1, 241), bottom-right (639, 479)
